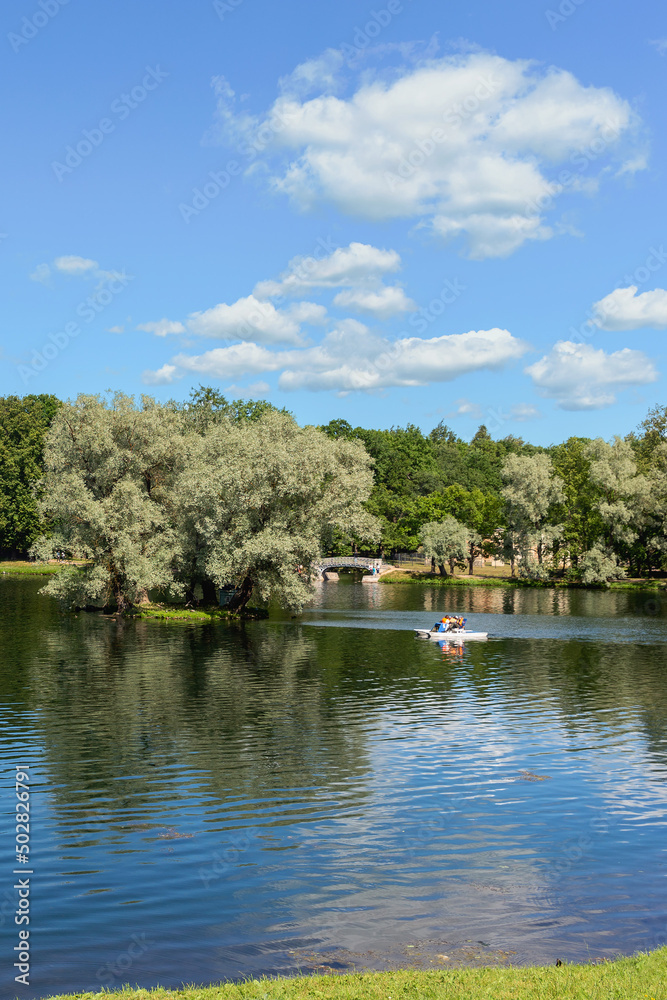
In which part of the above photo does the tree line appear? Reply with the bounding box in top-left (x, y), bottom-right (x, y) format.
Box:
top-left (0, 390), bottom-right (665, 609)
top-left (319, 410), bottom-right (667, 584)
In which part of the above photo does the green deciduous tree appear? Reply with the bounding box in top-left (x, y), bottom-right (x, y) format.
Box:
top-left (434, 484), bottom-right (503, 574)
top-left (0, 394), bottom-right (61, 556)
top-left (549, 436), bottom-right (601, 568)
top-left (180, 384), bottom-right (289, 432)
top-left (636, 404), bottom-right (667, 468)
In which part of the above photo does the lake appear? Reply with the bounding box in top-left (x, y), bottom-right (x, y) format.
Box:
top-left (1, 575), bottom-right (666, 996)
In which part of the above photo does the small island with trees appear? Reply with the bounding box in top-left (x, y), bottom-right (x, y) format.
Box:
top-left (1, 388), bottom-right (666, 617)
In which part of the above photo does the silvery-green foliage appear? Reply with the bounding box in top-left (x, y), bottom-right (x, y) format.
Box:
top-left (421, 517), bottom-right (469, 573)
top-left (174, 411), bottom-right (380, 611)
top-left (41, 563), bottom-right (111, 606)
top-left (644, 442), bottom-right (667, 558)
top-left (578, 545), bottom-right (626, 586)
top-left (585, 437), bottom-right (648, 546)
top-left (37, 393), bottom-right (189, 609)
top-left (502, 453), bottom-right (564, 525)
top-left (517, 526), bottom-right (563, 580)
top-left (36, 399), bottom-right (380, 612)
top-left (501, 453), bottom-right (564, 571)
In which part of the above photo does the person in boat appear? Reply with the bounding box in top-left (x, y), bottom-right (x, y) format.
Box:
top-left (444, 616), bottom-right (465, 632)
top-left (432, 617), bottom-right (449, 632)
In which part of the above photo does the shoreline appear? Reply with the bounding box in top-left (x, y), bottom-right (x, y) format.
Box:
top-left (41, 946), bottom-right (667, 1000)
top-left (2, 561), bottom-right (664, 594)
top-left (378, 570), bottom-right (667, 591)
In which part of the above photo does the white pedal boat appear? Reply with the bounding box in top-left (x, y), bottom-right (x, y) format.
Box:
top-left (414, 628), bottom-right (488, 641)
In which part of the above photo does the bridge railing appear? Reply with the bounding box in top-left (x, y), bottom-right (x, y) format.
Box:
top-left (316, 556), bottom-right (383, 571)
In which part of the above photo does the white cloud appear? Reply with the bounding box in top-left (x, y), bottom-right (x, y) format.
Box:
top-left (170, 342), bottom-right (284, 379)
top-left (254, 242), bottom-right (400, 297)
top-left (278, 48), bottom-right (346, 98)
top-left (593, 286), bottom-right (667, 331)
top-left (510, 403), bottom-right (541, 421)
top-left (224, 381), bottom-right (271, 397)
top-left (446, 398), bottom-right (483, 419)
top-left (152, 322), bottom-right (529, 393)
top-left (142, 364), bottom-right (181, 386)
top-left (107, 325), bottom-right (125, 334)
top-left (137, 318), bottom-right (187, 337)
top-left (333, 285), bottom-right (416, 318)
top-left (212, 52), bottom-right (641, 258)
top-left (281, 325), bottom-right (528, 392)
top-left (525, 341), bottom-right (658, 410)
top-left (615, 153), bottom-right (649, 177)
top-left (187, 294), bottom-right (320, 345)
top-left (30, 263), bottom-right (51, 284)
top-left (54, 255), bottom-right (98, 275)
top-left (30, 254), bottom-right (114, 285)
top-left (285, 301), bottom-right (328, 324)
top-left (650, 39), bottom-right (667, 56)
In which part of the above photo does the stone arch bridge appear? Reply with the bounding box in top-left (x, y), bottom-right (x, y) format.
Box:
top-left (314, 556), bottom-right (394, 580)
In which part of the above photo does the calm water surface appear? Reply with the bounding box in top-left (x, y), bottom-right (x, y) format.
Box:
top-left (1, 577), bottom-right (666, 995)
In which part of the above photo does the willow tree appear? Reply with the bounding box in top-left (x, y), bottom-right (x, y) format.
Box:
top-left (643, 442), bottom-right (667, 571)
top-left (421, 517), bottom-right (468, 575)
top-left (174, 411), bottom-right (380, 611)
top-left (501, 453), bottom-right (564, 578)
top-left (585, 436), bottom-right (648, 573)
top-left (35, 393), bottom-right (189, 610)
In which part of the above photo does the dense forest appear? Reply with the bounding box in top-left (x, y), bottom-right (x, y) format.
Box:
top-left (1, 391), bottom-right (666, 596)
top-left (319, 408), bottom-right (667, 583)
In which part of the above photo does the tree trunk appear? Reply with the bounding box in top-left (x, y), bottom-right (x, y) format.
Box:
top-left (202, 578), bottom-right (218, 605)
top-left (136, 588), bottom-right (150, 605)
top-left (227, 575), bottom-right (254, 612)
top-left (431, 556), bottom-right (436, 573)
top-left (115, 588), bottom-right (129, 613)
top-left (112, 569), bottom-right (129, 613)
top-left (449, 555), bottom-right (456, 575)
top-left (184, 577), bottom-right (198, 606)
top-left (438, 563), bottom-right (448, 577)
top-left (468, 543), bottom-right (475, 576)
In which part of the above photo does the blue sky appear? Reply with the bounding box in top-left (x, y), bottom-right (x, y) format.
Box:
top-left (2, 0), bottom-right (666, 444)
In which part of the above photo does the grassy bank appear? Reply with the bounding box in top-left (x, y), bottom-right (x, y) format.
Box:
top-left (381, 570), bottom-right (667, 591)
top-left (0, 560), bottom-right (60, 575)
top-left (381, 571), bottom-right (515, 587)
top-left (132, 603), bottom-right (267, 623)
top-left (45, 947), bottom-right (667, 1000)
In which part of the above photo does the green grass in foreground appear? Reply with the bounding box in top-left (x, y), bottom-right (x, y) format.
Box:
top-left (44, 947), bottom-right (667, 1000)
